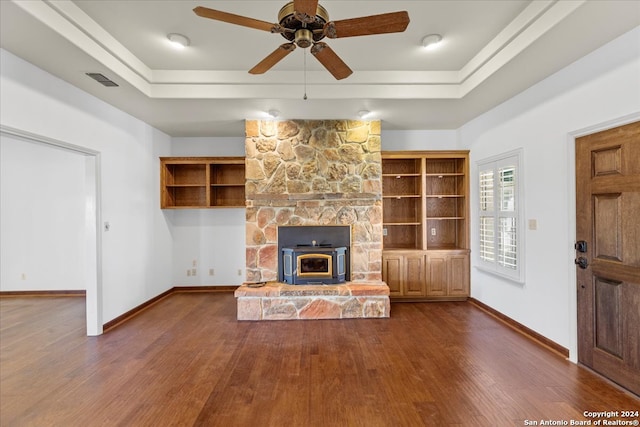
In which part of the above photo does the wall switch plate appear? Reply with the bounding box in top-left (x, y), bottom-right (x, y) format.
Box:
top-left (528, 219), bottom-right (537, 230)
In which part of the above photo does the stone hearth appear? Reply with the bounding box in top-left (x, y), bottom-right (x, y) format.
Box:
top-left (235, 282), bottom-right (390, 320)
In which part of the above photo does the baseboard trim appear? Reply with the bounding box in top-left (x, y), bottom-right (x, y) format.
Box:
top-left (391, 296), bottom-right (468, 303)
top-left (0, 290), bottom-right (86, 297)
top-left (102, 286), bottom-right (239, 332)
top-left (173, 286), bottom-right (239, 293)
top-left (468, 297), bottom-right (570, 359)
top-left (103, 288), bottom-right (174, 332)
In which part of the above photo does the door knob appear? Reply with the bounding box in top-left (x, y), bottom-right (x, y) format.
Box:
top-left (574, 240), bottom-right (587, 253)
top-left (575, 257), bottom-right (588, 269)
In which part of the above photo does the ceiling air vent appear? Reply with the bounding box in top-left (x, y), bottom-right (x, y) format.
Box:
top-left (85, 72), bottom-right (119, 87)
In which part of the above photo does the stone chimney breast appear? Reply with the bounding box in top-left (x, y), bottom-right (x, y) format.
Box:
top-left (245, 120), bottom-right (383, 282)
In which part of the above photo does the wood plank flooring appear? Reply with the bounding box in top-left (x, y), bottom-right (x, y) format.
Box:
top-left (1, 293), bottom-right (638, 426)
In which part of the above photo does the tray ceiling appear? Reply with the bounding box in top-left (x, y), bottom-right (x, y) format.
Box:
top-left (1, 1), bottom-right (638, 137)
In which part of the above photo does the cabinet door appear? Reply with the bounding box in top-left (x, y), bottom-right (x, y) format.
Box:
top-left (426, 254), bottom-right (447, 296)
top-left (448, 254), bottom-right (470, 296)
top-left (382, 255), bottom-right (403, 297)
top-left (404, 253), bottom-right (426, 296)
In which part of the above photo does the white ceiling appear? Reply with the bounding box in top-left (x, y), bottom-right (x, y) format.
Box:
top-left (1, 1), bottom-right (639, 137)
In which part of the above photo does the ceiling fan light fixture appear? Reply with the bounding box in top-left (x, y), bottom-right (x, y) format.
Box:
top-left (294, 29), bottom-right (314, 48)
top-left (167, 33), bottom-right (190, 49)
top-left (421, 34), bottom-right (443, 50)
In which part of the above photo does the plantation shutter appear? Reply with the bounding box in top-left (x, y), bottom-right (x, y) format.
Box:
top-left (477, 151), bottom-right (523, 282)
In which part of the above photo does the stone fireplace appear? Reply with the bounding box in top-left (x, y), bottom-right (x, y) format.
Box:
top-left (236, 119), bottom-right (390, 320)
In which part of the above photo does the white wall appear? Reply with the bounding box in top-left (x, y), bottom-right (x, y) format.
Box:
top-left (459, 26), bottom-right (640, 358)
top-left (1, 137), bottom-right (86, 291)
top-left (0, 49), bottom-right (173, 323)
top-left (381, 129), bottom-right (459, 151)
top-left (169, 137), bottom-right (246, 285)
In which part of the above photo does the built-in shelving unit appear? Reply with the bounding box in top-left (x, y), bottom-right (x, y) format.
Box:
top-left (160, 157), bottom-right (245, 209)
top-left (424, 157), bottom-right (467, 250)
top-left (381, 151), bottom-right (470, 300)
top-left (382, 158), bottom-right (423, 250)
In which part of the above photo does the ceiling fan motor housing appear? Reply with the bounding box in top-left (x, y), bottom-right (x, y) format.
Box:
top-left (278, 1), bottom-right (329, 45)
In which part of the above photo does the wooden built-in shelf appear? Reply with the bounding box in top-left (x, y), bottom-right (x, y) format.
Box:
top-left (382, 152), bottom-right (468, 251)
top-left (161, 157), bottom-right (245, 209)
top-left (381, 151), bottom-right (470, 300)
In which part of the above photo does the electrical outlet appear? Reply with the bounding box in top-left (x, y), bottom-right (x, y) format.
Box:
top-left (237, 269), bottom-right (242, 276)
top-left (209, 268), bottom-right (214, 276)
top-left (431, 228), bottom-right (436, 236)
top-left (21, 273), bottom-right (26, 280)
top-left (192, 259), bottom-right (197, 267)
top-left (382, 228), bottom-right (388, 236)
top-left (191, 268), bottom-right (197, 276)
top-left (187, 269), bottom-right (191, 277)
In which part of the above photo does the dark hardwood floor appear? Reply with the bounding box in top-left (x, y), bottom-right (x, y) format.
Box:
top-left (1, 293), bottom-right (638, 426)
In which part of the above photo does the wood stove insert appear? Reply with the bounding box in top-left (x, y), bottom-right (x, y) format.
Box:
top-left (277, 226), bottom-right (351, 284)
top-left (282, 244), bottom-right (347, 285)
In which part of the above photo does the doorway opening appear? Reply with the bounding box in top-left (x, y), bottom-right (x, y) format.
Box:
top-left (0, 125), bottom-right (103, 336)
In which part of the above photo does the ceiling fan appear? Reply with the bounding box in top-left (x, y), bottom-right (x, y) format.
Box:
top-left (193, 1), bottom-right (410, 80)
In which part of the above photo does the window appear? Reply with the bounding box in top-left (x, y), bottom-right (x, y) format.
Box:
top-left (477, 149), bottom-right (523, 282)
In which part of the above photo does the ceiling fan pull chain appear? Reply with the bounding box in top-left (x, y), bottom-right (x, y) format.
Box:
top-left (303, 48), bottom-right (308, 100)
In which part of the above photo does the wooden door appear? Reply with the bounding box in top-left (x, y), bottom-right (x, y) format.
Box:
top-left (382, 254), bottom-right (403, 297)
top-left (575, 121), bottom-right (640, 395)
top-left (426, 253), bottom-right (447, 296)
top-left (404, 253), bottom-right (426, 296)
top-left (448, 253), bottom-right (470, 296)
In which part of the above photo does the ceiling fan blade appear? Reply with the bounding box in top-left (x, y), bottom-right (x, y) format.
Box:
top-left (249, 43), bottom-right (296, 75)
top-left (294, 0), bottom-right (319, 21)
top-left (193, 6), bottom-right (281, 33)
top-left (324, 11), bottom-right (410, 39)
top-left (310, 43), bottom-right (353, 80)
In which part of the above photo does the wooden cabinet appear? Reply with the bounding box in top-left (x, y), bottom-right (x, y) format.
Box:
top-left (382, 252), bottom-right (426, 297)
top-left (161, 157), bottom-right (245, 209)
top-left (382, 151), bottom-right (470, 300)
top-left (426, 251), bottom-right (470, 297)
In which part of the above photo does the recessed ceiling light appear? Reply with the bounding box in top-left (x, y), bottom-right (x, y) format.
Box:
top-left (167, 33), bottom-right (190, 49)
top-left (421, 34), bottom-right (443, 50)
top-left (357, 110), bottom-right (372, 119)
top-left (267, 109), bottom-right (280, 118)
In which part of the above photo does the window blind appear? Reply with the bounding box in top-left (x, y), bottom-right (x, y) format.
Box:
top-left (477, 150), bottom-right (523, 282)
